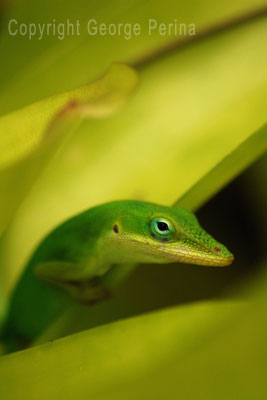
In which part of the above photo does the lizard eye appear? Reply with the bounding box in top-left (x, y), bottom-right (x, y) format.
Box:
top-left (149, 218), bottom-right (175, 242)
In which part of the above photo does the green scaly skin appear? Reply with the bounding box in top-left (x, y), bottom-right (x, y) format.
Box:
top-left (1, 200), bottom-right (233, 353)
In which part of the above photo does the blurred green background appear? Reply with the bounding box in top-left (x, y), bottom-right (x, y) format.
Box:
top-left (0, 0), bottom-right (266, 399)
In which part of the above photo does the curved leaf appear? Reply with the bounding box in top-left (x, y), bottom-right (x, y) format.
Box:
top-left (0, 64), bottom-right (138, 236)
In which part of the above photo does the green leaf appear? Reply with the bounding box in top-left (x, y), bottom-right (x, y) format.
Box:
top-left (0, 63), bottom-right (138, 237)
top-left (176, 123), bottom-right (267, 211)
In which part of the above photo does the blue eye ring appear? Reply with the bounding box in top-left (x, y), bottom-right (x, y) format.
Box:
top-left (149, 217), bottom-right (175, 242)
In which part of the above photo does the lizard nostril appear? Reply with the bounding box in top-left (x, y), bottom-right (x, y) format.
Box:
top-left (113, 224), bottom-right (119, 234)
top-left (214, 247), bottom-right (221, 253)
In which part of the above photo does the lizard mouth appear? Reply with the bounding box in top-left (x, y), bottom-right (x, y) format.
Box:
top-left (117, 235), bottom-right (234, 267)
top-left (147, 240), bottom-right (234, 267)
top-left (165, 241), bottom-right (234, 266)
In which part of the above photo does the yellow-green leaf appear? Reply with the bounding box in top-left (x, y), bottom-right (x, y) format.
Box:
top-left (0, 63), bottom-right (138, 237)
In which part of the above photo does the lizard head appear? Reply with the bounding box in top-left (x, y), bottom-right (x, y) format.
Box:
top-left (106, 201), bottom-right (234, 267)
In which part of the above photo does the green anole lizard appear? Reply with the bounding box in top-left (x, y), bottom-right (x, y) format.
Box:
top-left (1, 200), bottom-right (234, 353)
